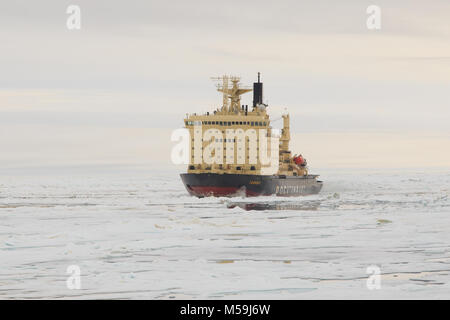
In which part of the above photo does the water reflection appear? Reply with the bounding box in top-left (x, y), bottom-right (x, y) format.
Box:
top-left (227, 200), bottom-right (321, 211)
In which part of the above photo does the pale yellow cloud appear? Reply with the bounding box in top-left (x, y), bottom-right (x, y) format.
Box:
top-left (1, 124), bottom-right (448, 169)
top-left (0, 125), bottom-right (172, 168)
top-left (291, 132), bottom-right (450, 168)
top-left (1, 2), bottom-right (450, 169)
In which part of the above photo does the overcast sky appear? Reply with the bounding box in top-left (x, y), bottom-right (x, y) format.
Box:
top-left (0, 0), bottom-right (449, 169)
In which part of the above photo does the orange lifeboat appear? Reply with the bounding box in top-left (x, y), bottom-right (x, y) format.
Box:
top-left (293, 155), bottom-right (305, 166)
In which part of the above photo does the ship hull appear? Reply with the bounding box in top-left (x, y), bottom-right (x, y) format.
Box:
top-left (180, 173), bottom-right (323, 197)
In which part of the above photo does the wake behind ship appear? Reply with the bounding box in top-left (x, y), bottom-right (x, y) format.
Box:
top-left (180, 73), bottom-right (323, 197)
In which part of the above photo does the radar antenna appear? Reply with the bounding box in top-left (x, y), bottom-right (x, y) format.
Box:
top-left (211, 75), bottom-right (252, 113)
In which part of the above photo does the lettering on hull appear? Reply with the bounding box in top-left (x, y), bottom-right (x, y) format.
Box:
top-left (275, 184), bottom-right (307, 195)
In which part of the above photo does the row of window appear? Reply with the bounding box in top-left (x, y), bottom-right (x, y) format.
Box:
top-left (191, 138), bottom-right (259, 142)
top-left (189, 165), bottom-right (256, 171)
top-left (186, 120), bottom-right (267, 127)
top-left (215, 138), bottom-right (236, 143)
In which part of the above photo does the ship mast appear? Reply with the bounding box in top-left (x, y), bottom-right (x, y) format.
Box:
top-left (212, 76), bottom-right (252, 113)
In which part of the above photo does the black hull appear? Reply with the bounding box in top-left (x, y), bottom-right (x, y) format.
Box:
top-left (180, 173), bottom-right (323, 197)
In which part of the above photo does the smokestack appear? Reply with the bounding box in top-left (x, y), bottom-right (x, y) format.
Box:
top-left (253, 72), bottom-right (263, 107)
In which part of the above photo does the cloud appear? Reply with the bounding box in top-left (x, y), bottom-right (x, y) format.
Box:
top-left (1, 1), bottom-right (449, 168)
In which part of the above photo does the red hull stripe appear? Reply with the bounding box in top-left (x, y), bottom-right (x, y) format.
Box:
top-left (188, 186), bottom-right (260, 197)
